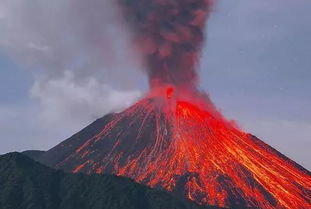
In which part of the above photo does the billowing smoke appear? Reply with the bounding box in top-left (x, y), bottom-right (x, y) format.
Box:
top-left (118, 0), bottom-right (213, 88)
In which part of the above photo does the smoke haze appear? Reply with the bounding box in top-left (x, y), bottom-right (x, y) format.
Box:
top-left (0, 0), bottom-right (145, 127)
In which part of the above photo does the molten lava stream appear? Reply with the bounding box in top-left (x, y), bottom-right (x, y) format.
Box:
top-left (67, 87), bottom-right (310, 209)
top-left (168, 98), bottom-right (311, 208)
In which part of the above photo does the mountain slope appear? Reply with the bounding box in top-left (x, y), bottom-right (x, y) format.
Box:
top-left (0, 152), bottom-right (219, 209)
top-left (22, 150), bottom-right (46, 161)
top-left (39, 114), bottom-right (114, 167)
top-left (36, 95), bottom-right (311, 209)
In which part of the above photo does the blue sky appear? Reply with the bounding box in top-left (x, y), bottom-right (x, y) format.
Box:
top-left (0, 0), bottom-right (310, 169)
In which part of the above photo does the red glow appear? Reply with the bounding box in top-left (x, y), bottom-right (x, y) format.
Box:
top-left (166, 87), bottom-right (174, 99)
top-left (63, 88), bottom-right (311, 208)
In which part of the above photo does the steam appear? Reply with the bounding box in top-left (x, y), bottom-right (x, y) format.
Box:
top-left (118, 0), bottom-right (213, 88)
top-left (0, 0), bottom-right (145, 123)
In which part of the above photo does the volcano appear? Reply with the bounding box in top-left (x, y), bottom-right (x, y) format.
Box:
top-left (34, 0), bottom-right (310, 208)
top-left (37, 87), bottom-right (311, 209)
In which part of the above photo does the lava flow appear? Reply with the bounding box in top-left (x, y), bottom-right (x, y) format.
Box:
top-left (38, 0), bottom-right (311, 208)
top-left (41, 87), bottom-right (311, 209)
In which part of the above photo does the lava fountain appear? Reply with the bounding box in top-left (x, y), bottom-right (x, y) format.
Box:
top-left (38, 0), bottom-right (311, 208)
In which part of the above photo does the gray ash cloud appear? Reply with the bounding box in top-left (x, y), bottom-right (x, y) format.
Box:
top-left (119, 0), bottom-right (213, 88)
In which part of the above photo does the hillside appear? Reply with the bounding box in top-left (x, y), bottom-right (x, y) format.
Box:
top-left (0, 152), bottom-right (220, 209)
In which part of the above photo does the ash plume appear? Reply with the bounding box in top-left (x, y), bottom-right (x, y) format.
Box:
top-left (119, 0), bottom-right (213, 88)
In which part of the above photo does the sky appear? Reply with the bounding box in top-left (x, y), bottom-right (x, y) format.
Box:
top-left (0, 0), bottom-right (310, 170)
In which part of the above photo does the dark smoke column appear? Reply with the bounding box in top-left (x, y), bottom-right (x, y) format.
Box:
top-left (119, 0), bottom-right (213, 88)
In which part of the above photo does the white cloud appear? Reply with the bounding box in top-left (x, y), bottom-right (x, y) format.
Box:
top-left (30, 71), bottom-right (141, 125)
top-left (0, 0), bottom-right (147, 110)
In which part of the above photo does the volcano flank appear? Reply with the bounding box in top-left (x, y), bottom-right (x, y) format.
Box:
top-left (37, 87), bottom-right (311, 209)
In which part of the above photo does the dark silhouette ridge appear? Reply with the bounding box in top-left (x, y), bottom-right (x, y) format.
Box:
top-left (0, 152), bottom-right (221, 209)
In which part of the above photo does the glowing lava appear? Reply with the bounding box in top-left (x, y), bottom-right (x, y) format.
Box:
top-left (166, 87), bottom-right (174, 99)
top-left (46, 87), bottom-right (311, 209)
